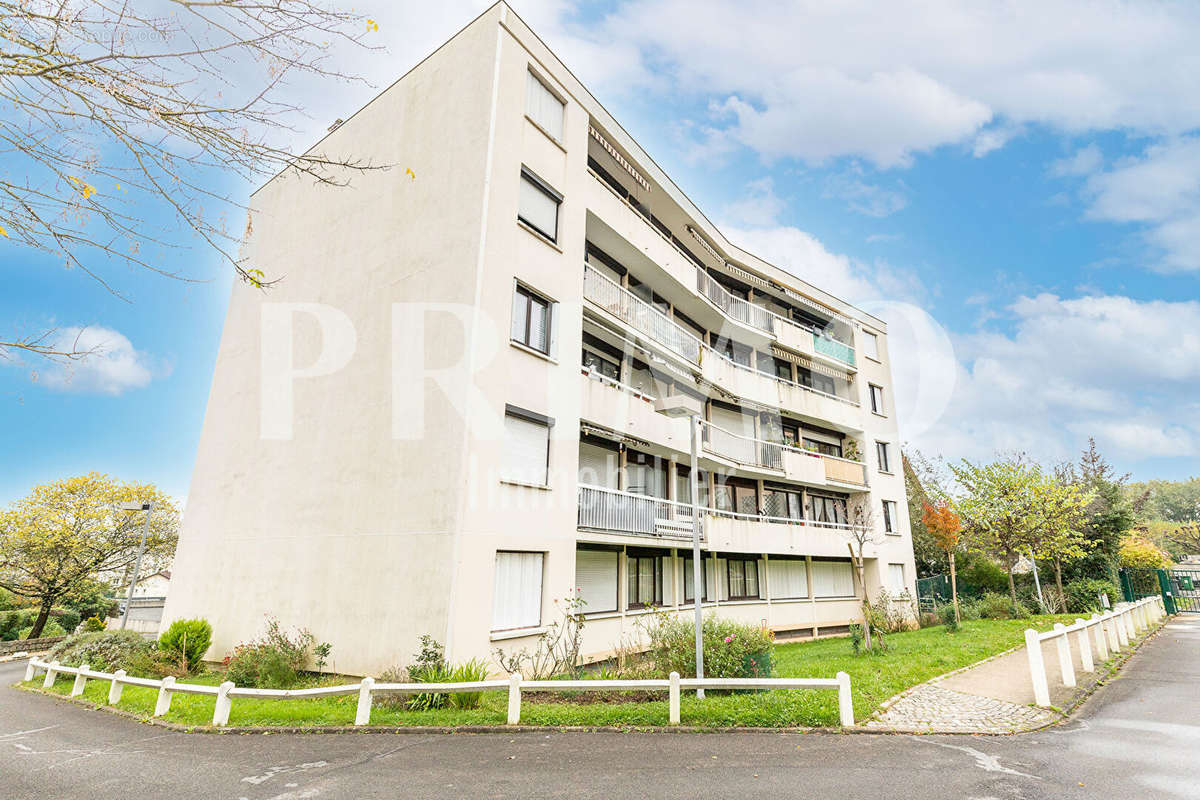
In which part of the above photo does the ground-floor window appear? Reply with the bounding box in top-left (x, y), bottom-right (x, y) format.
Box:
top-left (811, 558), bottom-right (855, 598)
top-left (726, 556), bottom-right (761, 600)
top-left (683, 556), bottom-right (711, 603)
top-left (626, 549), bottom-right (664, 609)
top-left (767, 557), bottom-right (809, 599)
top-left (888, 563), bottom-right (907, 595)
top-left (575, 547), bottom-right (618, 613)
top-left (492, 551), bottom-right (544, 631)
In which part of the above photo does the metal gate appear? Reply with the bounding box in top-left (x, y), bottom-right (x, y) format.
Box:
top-left (1120, 567), bottom-right (1200, 614)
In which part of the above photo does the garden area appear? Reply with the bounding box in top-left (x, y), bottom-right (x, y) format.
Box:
top-left (23, 605), bottom-right (1078, 729)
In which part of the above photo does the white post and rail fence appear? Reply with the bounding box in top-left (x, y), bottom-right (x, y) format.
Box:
top-left (1023, 595), bottom-right (1165, 707)
top-left (24, 659), bottom-right (855, 728)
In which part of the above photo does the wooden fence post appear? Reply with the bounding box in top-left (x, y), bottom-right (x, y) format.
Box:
top-left (108, 669), bottom-right (126, 705)
top-left (506, 673), bottom-right (522, 725)
top-left (1024, 629), bottom-right (1051, 707)
top-left (154, 676), bottom-right (176, 717)
top-left (355, 677), bottom-right (374, 726)
top-left (71, 664), bottom-right (89, 697)
top-left (213, 681), bottom-right (234, 726)
top-left (668, 672), bottom-right (680, 725)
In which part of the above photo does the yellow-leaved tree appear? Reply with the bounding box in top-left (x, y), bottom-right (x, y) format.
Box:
top-left (1118, 536), bottom-right (1173, 570)
top-left (0, 473), bottom-right (179, 638)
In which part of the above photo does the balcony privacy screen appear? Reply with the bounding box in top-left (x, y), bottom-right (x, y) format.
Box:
top-left (492, 551), bottom-right (544, 631)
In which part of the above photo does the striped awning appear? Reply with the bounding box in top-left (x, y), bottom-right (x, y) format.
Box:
top-left (770, 346), bottom-right (854, 381)
top-left (589, 126), bottom-right (650, 192)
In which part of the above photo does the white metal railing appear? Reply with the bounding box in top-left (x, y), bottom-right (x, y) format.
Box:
top-left (584, 265), bottom-right (703, 364)
top-left (696, 268), bottom-right (775, 333)
top-left (581, 365), bottom-right (656, 403)
top-left (577, 484), bottom-right (696, 538)
top-left (24, 659), bottom-right (854, 727)
top-left (698, 421), bottom-right (868, 487)
top-left (707, 505), bottom-right (868, 534)
top-left (1023, 595), bottom-right (1165, 707)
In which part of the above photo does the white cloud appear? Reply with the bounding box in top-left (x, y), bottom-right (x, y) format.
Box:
top-left (36, 327), bottom-right (157, 395)
top-left (722, 177), bottom-right (785, 227)
top-left (1050, 144), bottom-right (1104, 177)
top-left (972, 123), bottom-right (1024, 158)
top-left (823, 170), bottom-right (908, 217)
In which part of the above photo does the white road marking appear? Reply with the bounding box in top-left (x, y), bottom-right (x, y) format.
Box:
top-left (242, 761), bottom-right (328, 785)
top-left (923, 740), bottom-right (1042, 780)
top-left (0, 725), bottom-right (58, 740)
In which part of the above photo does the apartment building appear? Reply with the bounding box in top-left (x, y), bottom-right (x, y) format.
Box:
top-left (163, 2), bottom-right (916, 675)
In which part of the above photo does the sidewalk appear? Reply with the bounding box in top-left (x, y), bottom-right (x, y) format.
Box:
top-left (866, 613), bottom-right (1162, 733)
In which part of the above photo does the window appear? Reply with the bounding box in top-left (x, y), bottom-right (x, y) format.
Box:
top-left (802, 437), bottom-right (843, 458)
top-left (876, 441), bottom-right (892, 474)
top-left (862, 331), bottom-right (879, 360)
top-left (811, 559), bottom-right (855, 598)
top-left (518, 168), bottom-right (562, 242)
top-left (808, 492), bottom-right (848, 525)
top-left (578, 439), bottom-right (618, 488)
top-left (726, 557), bottom-right (760, 600)
top-left (762, 485), bottom-right (803, 521)
top-left (575, 547), bottom-right (618, 614)
top-left (525, 70), bottom-right (564, 141)
top-left (511, 284), bottom-right (553, 354)
top-left (869, 384), bottom-right (885, 414)
top-left (683, 556), bottom-right (711, 603)
top-left (502, 406), bottom-right (551, 486)
top-left (492, 551), bottom-right (543, 631)
top-left (713, 477), bottom-right (757, 515)
top-left (626, 550), bottom-right (664, 609)
top-left (625, 450), bottom-right (668, 498)
top-left (582, 348), bottom-right (619, 380)
top-left (757, 352), bottom-right (793, 381)
top-left (799, 366), bottom-right (838, 396)
top-left (888, 563), bottom-right (907, 595)
top-left (882, 500), bottom-right (897, 533)
top-left (767, 558), bottom-right (809, 599)
top-left (674, 465), bottom-right (709, 509)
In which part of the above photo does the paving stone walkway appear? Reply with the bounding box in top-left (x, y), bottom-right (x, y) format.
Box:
top-left (864, 683), bottom-right (1057, 733)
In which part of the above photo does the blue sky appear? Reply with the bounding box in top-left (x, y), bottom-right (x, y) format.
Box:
top-left (3, 0), bottom-right (1199, 505)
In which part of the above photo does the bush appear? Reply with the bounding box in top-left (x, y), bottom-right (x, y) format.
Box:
top-left (223, 617), bottom-right (328, 689)
top-left (60, 579), bottom-right (119, 623)
top-left (0, 609), bottom-right (35, 641)
top-left (976, 592), bottom-right (1030, 620)
top-left (1064, 579), bottom-right (1121, 614)
top-left (448, 659), bottom-right (490, 710)
top-left (47, 629), bottom-right (153, 671)
top-left (52, 608), bottom-right (81, 635)
top-left (645, 612), bottom-right (774, 679)
top-left (1, 607), bottom-right (78, 640)
top-left (19, 621), bottom-right (67, 639)
top-left (938, 603), bottom-right (959, 632)
top-left (957, 556), bottom-right (1010, 595)
top-left (158, 618), bottom-right (213, 672)
top-left (82, 616), bottom-right (107, 632)
top-left (917, 611), bottom-right (940, 629)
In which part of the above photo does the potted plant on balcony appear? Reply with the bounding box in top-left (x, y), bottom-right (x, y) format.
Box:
top-left (843, 440), bottom-right (861, 462)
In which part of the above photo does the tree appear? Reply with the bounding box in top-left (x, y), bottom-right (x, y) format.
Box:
top-left (1060, 440), bottom-right (1138, 581)
top-left (922, 500), bottom-right (963, 622)
top-left (951, 456), bottom-right (1051, 605)
top-left (904, 450), bottom-right (950, 577)
top-left (1, 1), bottom-right (384, 359)
top-left (0, 473), bottom-right (178, 637)
top-left (1035, 470), bottom-right (1093, 604)
top-left (1163, 522), bottom-right (1200, 557)
top-left (845, 496), bottom-right (885, 652)
top-left (1119, 536), bottom-right (1173, 569)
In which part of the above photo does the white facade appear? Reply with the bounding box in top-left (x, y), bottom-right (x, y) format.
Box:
top-left (164, 3), bottom-right (917, 675)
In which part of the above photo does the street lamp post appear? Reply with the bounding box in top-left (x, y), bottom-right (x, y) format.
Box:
top-left (120, 502), bottom-right (154, 630)
top-left (655, 393), bottom-right (706, 699)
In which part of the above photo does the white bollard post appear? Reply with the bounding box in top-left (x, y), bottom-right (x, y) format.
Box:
top-left (669, 672), bottom-right (681, 725)
top-left (71, 664), bottom-right (90, 697)
top-left (506, 673), bottom-right (522, 725)
top-left (108, 669), bottom-right (126, 705)
top-left (1025, 629), bottom-right (1051, 707)
top-left (1053, 624), bottom-right (1076, 688)
top-left (1091, 614), bottom-right (1109, 661)
top-left (1122, 607), bottom-right (1135, 641)
top-left (1115, 610), bottom-right (1129, 648)
top-left (1074, 620), bottom-right (1094, 673)
top-left (837, 671), bottom-right (854, 727)
top-left (24, 660), bottom-right (36, 682)
top-left (154, 676), bottom-right (175, 717)
top-left (42, 661), bottom-right (60, 689)
top-left (355, 677), bottom-right (374, 726)
top-left (213, 681), bottom-right (234, 726)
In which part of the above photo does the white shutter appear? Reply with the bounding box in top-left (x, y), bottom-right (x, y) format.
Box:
top-left (812, 560), bottom-right (855, 598)
top-left (503, 414), bottom-right (549, 485)
top-left (889, 563), bottom-right (906, 595)
top-left (493, 551), bottom-right (544, 631)
top-left (575, 549), bottom-right (617, 613)
top-left (768, 559), bottom-right (808, 599)
top-left (526, 71), bottom-right (564, 140)
top-left (578, 442), bottom-right (617, 488)
top-left (519, 174), bottom-right (559, 239)
top-left (663, 556), bottom-right (677, 605)
top-left (511, 289), bottom-right (527, 342)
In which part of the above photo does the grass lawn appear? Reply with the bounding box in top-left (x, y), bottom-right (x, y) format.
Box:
top-left (24, 615), bottom-right (1074, 728)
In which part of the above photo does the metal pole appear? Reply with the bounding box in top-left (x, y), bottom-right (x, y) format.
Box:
top-left (689, 416), bottom-right (705, 700)
top-left (121, 503), bottom-right (154, 630)
top-left (1029, 549), bottom-right (1045, 611)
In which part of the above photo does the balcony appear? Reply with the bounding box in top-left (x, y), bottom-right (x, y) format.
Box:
top-left (583, 264), bottom-right (702, 364)
top-left (814, 334), bottom-right (856, 367)
top-left (578, 368), bottom-right (689, 451)
top-left (704, 512), bottom-right (872, 559)
top-left (695, 268), bottom-right (775, 333)
top-left (699, 421), bottom-right (867, 488)
top-left (577, 484), bottom-right (697, 540)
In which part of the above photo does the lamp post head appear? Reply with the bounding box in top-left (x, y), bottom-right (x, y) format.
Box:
top-left (119, 502), bottom-right (153, 512)
top-left (654, 394), bottom-right (703, 419)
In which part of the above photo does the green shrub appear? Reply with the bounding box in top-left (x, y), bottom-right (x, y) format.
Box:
top-left (938, 603), bottom-right (959, 632)
top-left (1, 607), bottom-right (78, 640)
top-left (223, 617), bottom-right (326, 688)
top-left (19, 621), bottom-right (66, 639)
top-left (957, 556), bottom-right (1010, 595)
top-left (448, 658), bottom-right (490, 710)
top-left (82, 616), bottom-right (107, 632)
top-left (1064, 579), bottom-right (1121, 614)
top-left (158, 618), bottom-right (213, 672)
top-left (0, 588), bottom-right (14, 611)
top-left (645, 612), bottom-right (774, 679)
top-left (47, 629), bottom-right (153, 671)
top-left (0, 609), bottom-right (35, 641)
top-left (977, 592), bottom-right (1020, 619)
top-left (60, 579), bottom-right (120, 623)
top-left (405, 635), bottom-right (451, 710)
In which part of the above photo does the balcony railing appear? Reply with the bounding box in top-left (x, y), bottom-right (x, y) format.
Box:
top-left (578, 484), bottom-right (696, 539)
top-left (584, 264), bottom-right (703, 364)
top-left (698, 421), bottom-right (867, 486)
top-left (695, 268), bottom-right (775, 333)
top-left (814, 334), bottom-right (856, 367)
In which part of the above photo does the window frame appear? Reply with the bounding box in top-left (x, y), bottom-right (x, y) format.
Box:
top-left (876, 441), bottom-right (891, 474)
top-left (491, 550), bottom-right (545, 632)
top-left (501, 405), bottom-right (553, 487)
top-left (626, 549), bottom-right (664, 610)
top-left (725, 556), bottom-right (761, 601)
top-left (525, 68), bottom-right (565, 143)
top-left (683, 555), bottom-right (711, 604)
top-left (511, 282), bottom-right (554, 355)
top-left (862, 331), bottom-right (880, 361)
top-left (882, 500), bottom-right (897, 533)
top-left (518, 167), bottom-right (563, 243)
top-left (869, 383), bottom-right (885, 415)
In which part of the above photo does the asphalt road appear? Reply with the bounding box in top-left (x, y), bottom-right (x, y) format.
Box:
top-left (2, 616), bottom-right (1198, 800)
